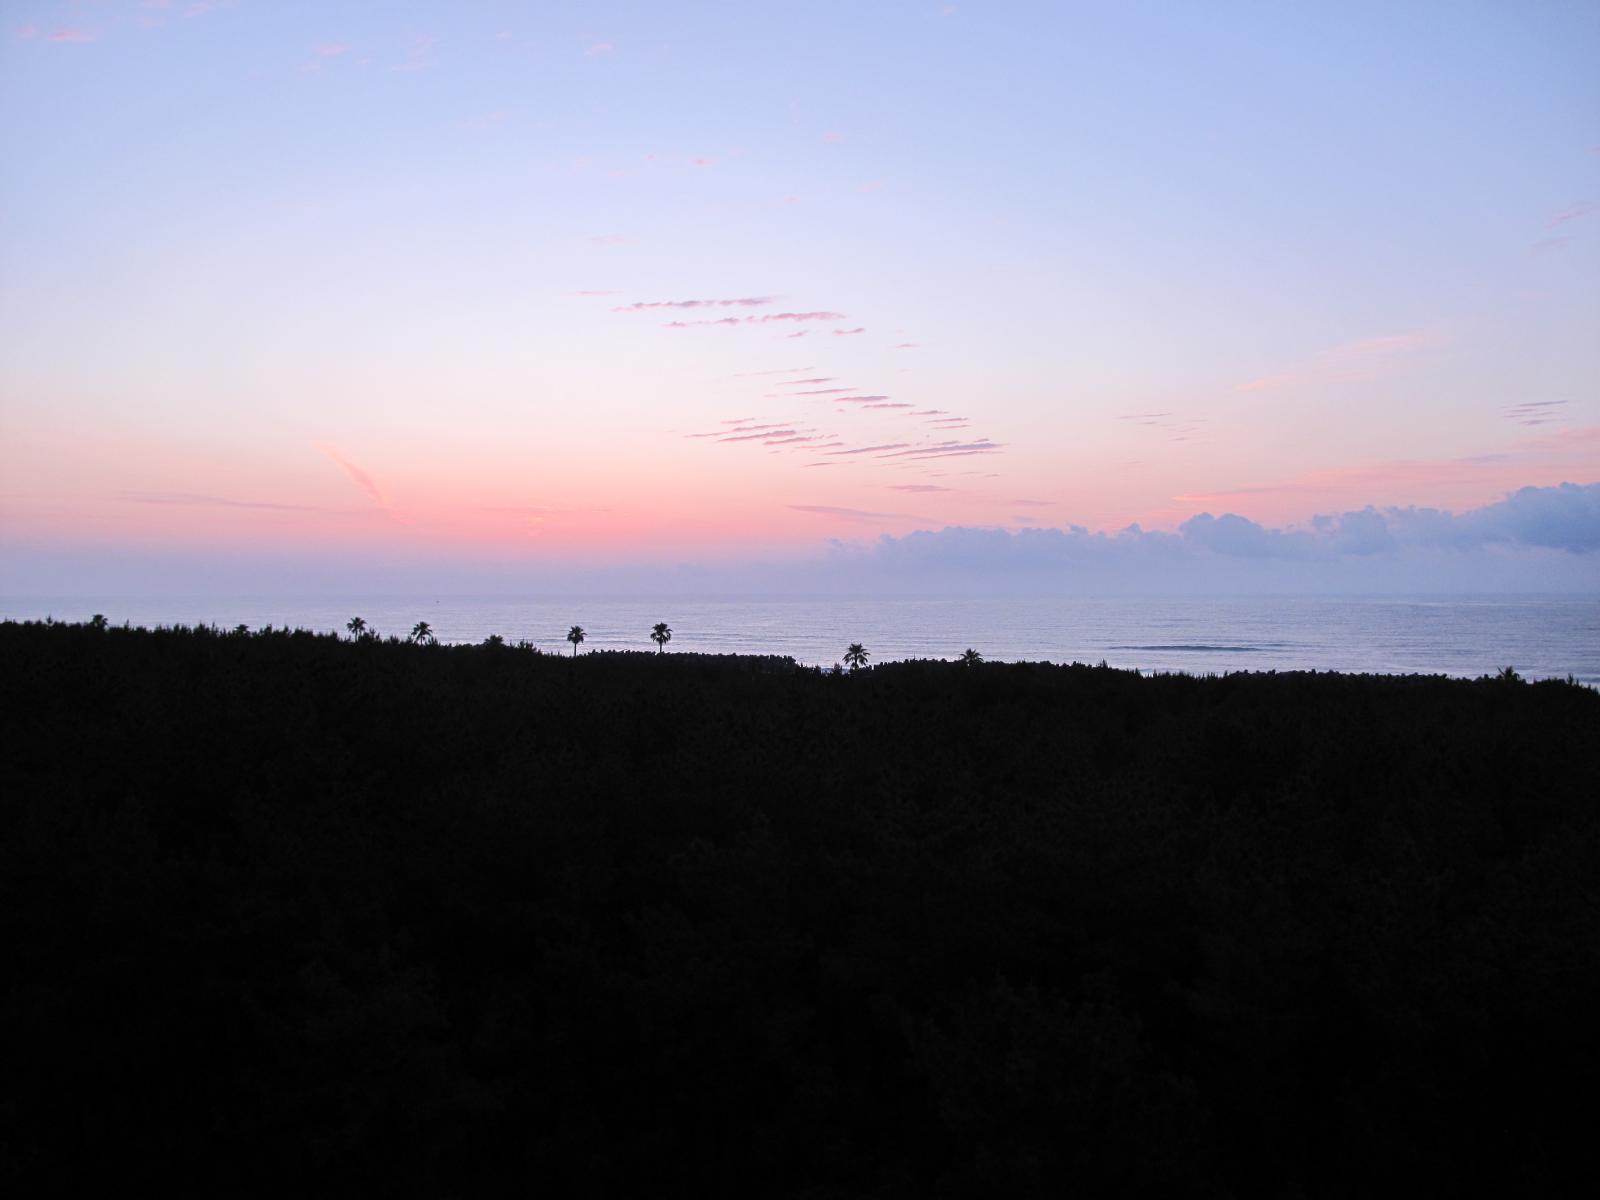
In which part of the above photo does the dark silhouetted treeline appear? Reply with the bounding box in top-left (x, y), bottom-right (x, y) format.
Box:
top-left (3, 619), bottom-right (1597, 1195)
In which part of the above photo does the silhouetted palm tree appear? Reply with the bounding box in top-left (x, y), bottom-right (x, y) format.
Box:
top-left (89, 614), bottom-right (108, 632)
top-left (651, 622), bottom-right (672, 653)
top-left (960, 648), bottom-right (983, 666)
top-left (233, 624), bottom-right (249, 637)
top-left (410, 621), bottom-right (435, 646)
top-left (567, 625), bottom-right (586, 656)
top-left (483, 633), bottom-right (505, 647)
top-left (844, 643), bottom-right (869, 672)
top-left (347, 616), bottom-right (367, 639)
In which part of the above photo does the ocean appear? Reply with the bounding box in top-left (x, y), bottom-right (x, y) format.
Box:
top-left (4, 594), bottom-right (1596, 684)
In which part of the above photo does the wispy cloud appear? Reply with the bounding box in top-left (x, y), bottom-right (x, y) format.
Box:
top-left (664, 311), bottom-right (845, 328)
top-left (1550, 201), bottom-right (1596, 227)
top-left (616, 297), bottom-right (774, 311)
top-left (47, 29), bottom-right (94, 43)
top-left (828, 443), bottom-right (912, 456)
top-left (390, 33), bottom-right (435, 72)
top-left (1505, 399), bottom-right (1568, 427)
top-left (832, 327), bottom-right (866, 336)
top-left (718, 428), bottom-right (802, 442)
top-left (317, 444), bottom-right (391, 510)
top-left (880, 440), bottom-right (1002, 460)
top-left (832, 395), bottom-right (890, 404)
top-left (893, 343), bottom-right (919, 350)
top-left (687, 421), bottom-right (789, 438)
top-left (777, 377), bottom-right (834, 386)
top-left (790, 505), bottom-right (923, 522)
top-left (1236, 331), bottom-right (1439, 393)
top-left (585, 41), bottom-right (614, 56)
top-left (119, 491), bottom-right (324, 513)
top-left (890, 484), bottom-right (953, 493)
top-left (1011, 498), bottom-right (1054, 507)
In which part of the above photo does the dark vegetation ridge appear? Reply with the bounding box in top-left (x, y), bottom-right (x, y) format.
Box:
top-left (3, 620), bottom-right (1597, 1195)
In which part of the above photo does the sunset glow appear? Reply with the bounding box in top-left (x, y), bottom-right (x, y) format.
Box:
top-left (2, 1), bottom-right (1596, 593)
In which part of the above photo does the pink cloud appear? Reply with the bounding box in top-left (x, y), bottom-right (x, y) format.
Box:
top-left (717, 428), bottom-right (805, 443)
top-left (585, 42), bottom-right (614, 56)
top-left (47, 29), bottom-right (95, 43)
top-left (317, 444), bottom-right (391, 510)
top-left (313, 42), bottom-right (348, 57)
top-left (1505, 399), bottom-right (1568, 427)
top-left (1550, 201), bottom-right (1596, 227)
top-left (14, 25), bottom-right (37, 40)
top-left (665, 311), bottom-right (845, 328)
top-left (1235, 330), bottom-right (1440, 393)
top-left (777, 377), bottom-right (835, 386)
top-left (390, 33), bottom-right (435, 71)
top-left (822, 131), bottom-right (845, 143)
top-left (880, 440), bottom-right (1001, 460)
top-left (832, 395), bottom-right (890, 403)
top-left (734, 366), bottom-right (815, 377)
top-left (829, 443), bottom-right (911, 456)
top-left (615, 297), bottom-right (774, 311)
top-left (690, 157), bottom-right (716, 168)
top-left (790, 505), bottom-right (923, 522)
top-left (891, 484), bottom-right (953, 493)
top-left (893, 343), bottom-right (919, 349)
top-left (1166, 425), bottom-right (1600, 526)
top-left (833, 327), bottom-right (866, 336)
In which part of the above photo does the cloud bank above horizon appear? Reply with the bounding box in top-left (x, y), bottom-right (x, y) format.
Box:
top-left (4, 482), bottom-right (1595, 598)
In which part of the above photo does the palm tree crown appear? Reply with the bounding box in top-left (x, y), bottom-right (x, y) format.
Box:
top-left (567, 625), bottom-right (586, 655)
top-left (347, 616), bottom-right (367, 639)
top-left (410, 621), bottom-right (435, 646)
top-left (960, 648), bottom-right (983, 666)
top-left (844, 643), bottom-right (869, 671)
top-left (651, 622), bottom-right (672, 653)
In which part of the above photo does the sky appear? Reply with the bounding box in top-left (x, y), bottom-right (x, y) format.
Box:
top-left (1, 0), bottom-right (1597, 595)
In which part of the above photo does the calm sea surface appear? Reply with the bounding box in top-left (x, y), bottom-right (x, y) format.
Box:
top-left (5, 594), bottom-right (1597, 684)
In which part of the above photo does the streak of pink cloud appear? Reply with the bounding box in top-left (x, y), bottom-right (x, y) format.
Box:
top-left (616, 297), bottom-right (774, 311)
top-left (317, 444), bottom-right (390, 510)
top-left (1549, 201), bottom-right (1596, 227)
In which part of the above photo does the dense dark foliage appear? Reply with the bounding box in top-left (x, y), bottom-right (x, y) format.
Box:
top-left (3, 620), bottom-right (1597, 1195)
